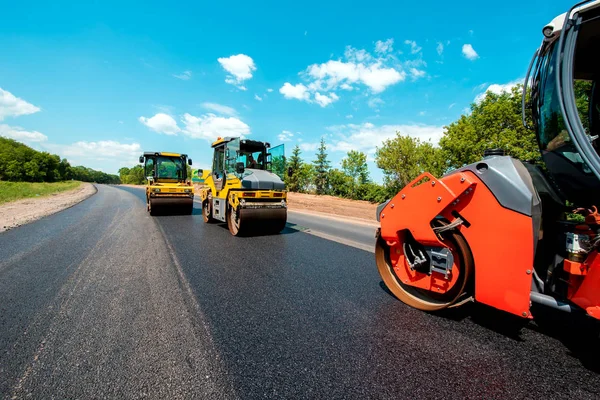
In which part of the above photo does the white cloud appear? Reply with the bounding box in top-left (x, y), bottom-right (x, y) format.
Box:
top-left (0, 124), bottom-right (48, 143)
top-left (278, 130), bottom-right (294, 142)
top-left (418, 111), bottom-right (426, 116)
top-left (367, 97), bottom-right (384, 109)
top-left (474, 79), bottom-right (522, 103)
top-left (299, 142), bottom-right (319, 151)
top-left (173, 70), bottom-right (192, 80)
top-left (448, 103), bottom-right (456, 109)
top-left (462, 44), bottom-right (479, 60)
top-left (201, 102), bottom-right (238, 116)
top-left (267, 88), bottom-right (273, 92)
top-left (280, 83), bottom-right (310, 101)
top-left (62, 140), bottom-right (140, 158)
top-left (314, 92), bottom-right (339, 107)
top-left (254, 94), bottom-right (263, 101)
top-left (326, 122), bottom-right (444, 154)
top-left (0, 88), bottom-right (41, 121)
top-left (118, 120), bottom-right (124, 124)
top-left (436, 42), bottom-right (444, 56)
top-left (375, 38), bottom-right (394, 54)
top-left (404, 40), bottom-right (422, 54)
top-left (279, 41), bottom-right (416, 106)
top-left (218, 54), bottom-right (256, 88)
top-left (138, 113), bottom-right (181, 135)
top-left (346, 114), bottom-right (353, 119)
top-left (409, 68), bottom-right (426, 80)
top-left (181, 113), bottom-right (250, 141)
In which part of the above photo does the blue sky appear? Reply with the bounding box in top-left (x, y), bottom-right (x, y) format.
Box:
top-left (0, 0), bottom-right (575, 182)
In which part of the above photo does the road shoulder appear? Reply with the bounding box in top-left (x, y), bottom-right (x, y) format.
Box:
top-left (0, 182), bottom-right (97, 233)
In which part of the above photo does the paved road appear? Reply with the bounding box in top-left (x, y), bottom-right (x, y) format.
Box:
top-left (1, 184), bottom-right (600, 399)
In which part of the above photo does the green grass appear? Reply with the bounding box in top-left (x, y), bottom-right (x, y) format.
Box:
top-left (0, 181), bottom-right (82, 205)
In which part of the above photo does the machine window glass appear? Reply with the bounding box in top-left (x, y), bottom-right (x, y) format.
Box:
top-left (144, 158), bottom-right (154, 177)
top-left (213, 147), bottom-right (225, 177)
top-left (156, 156), bottom-right (184, 179)
top-left (268, 144), bottom-right (285, 178)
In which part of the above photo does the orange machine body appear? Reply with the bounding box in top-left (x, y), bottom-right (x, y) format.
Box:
top-left (380, 170), bottom-right (535, 318)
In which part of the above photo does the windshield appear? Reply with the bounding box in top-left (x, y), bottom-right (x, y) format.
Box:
top-left (148, 156), bottom-right (185, 180)
top-left (531, 28), bottom-right (600, 205)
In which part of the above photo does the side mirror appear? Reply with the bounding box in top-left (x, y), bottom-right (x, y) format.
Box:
top-left (188, 158), bottom-right (193, 166)
top-left (197, 169), bottom-right (203, 175)
top-left (287, 167), bottom-right (293, 177)
top-left (235, 162), bottom-right (245, 174)
top-left (139, 156), bottom-right (144, 163)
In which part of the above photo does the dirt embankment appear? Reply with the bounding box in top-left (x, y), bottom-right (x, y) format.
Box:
top-left (0, 183), bottom-right (97, 233)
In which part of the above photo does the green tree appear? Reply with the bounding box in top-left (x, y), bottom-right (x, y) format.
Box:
top-left (312, 138), bottom-right (330, 195)
top-left (341, 150), bottom-right (369, 198)
top-left (328, 168), bottom-right (352, 198)
top-left (439, 85), bottom-right (538, 170)
top-left (375, 133), bottom-right (444, 195)
top-left (285, 145), bottom-right (303, 192)
top-left (298, 163), bottom-right (315, 193)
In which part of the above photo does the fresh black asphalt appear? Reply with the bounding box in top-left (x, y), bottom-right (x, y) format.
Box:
top-left (1, 184), bottom-right (599, 399)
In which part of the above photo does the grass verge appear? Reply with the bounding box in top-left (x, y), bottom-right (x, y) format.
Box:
top-left (0, 181), bottom-right (82, 205)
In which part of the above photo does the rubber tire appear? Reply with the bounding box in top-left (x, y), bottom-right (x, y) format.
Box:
top-left (375, 225), bottom-right (474, 312)
top-left (149, 199), bottom-right (157, 216)
top-left (203, 200), bottom-right (215, 223)
top-left (227, 206), bottom-right (245, 236)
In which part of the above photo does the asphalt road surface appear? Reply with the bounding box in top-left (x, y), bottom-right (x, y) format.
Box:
top-left (1, 184), bottom-right (600, 399)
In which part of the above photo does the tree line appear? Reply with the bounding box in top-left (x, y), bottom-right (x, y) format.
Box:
top-left (285, 84), bottom-right (543, 202)
top-left (0, 137), bottom-right (120, 184)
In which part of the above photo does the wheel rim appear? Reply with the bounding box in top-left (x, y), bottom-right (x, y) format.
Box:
top-left (375, 224), bottom-right (473, 311)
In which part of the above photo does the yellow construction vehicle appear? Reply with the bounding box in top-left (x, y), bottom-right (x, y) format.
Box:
top-left (139, 151), bottom-right (194, 215)
top-left (198, 137), bottom-right (287, 235)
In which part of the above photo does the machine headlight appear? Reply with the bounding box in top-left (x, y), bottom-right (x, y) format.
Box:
top-left (239, 199), bottom-right (246, 207)
top-left (281, 200), bottom-right (287, 208)
top-left (184, 189), bottom-right (192, 193)
top-left (153, 188), bottom-right (161, 192)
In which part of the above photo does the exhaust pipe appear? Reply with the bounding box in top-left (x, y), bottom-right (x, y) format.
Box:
top-left (530, 292), bottom-right (576, 313)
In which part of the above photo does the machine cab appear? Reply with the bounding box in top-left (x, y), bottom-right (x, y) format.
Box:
top-left (209, 137), bottom-right (286, 191)
top-left (139, 152), bottom-right (193, 184)
top-left (525, 0), bottom-right (600, 206)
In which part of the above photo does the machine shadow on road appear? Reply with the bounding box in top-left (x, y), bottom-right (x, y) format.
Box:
top-left (215, 222), bottom-right (300, 237)
top-left (379, 280), bottom-right (600, 372)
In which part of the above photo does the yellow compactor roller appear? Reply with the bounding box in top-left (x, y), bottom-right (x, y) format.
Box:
top-left (139, 151), bottom-right (194, 215)
top-left (198, 137), bottom-right (288, 236)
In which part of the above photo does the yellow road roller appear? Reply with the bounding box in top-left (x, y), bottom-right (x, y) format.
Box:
top-left (139, 151), bottom-right (194, 215)
top-left (198, 137), bottom-right (287, 236)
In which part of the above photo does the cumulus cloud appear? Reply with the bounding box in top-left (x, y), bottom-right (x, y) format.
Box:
top-left (254, 94), bottom-right (263, 101)
top-left (346, 114), bottom-right (353, 119)
top-left (218, 54), bottom-right (256, 88)
top-left (0, 124), bottom-right (47, 143)
top-left (181, 113), bottom-right (250, 141)
top-left (278, 130), bottom-right (294, 142)
top-left (325, 122), bottom-right (444, 154)
top-left (57, 140), bottom-right (141, 159)
top-left (299, 142), bottom-right (319, 152)
top-left (280, 83), bottom-right (310, 101)
top-left (375, 38), bottom-right (394, 54)
top-left (314, 92), bottom-right (339, 107)
top-left (0, 88), bottom-right (40, 121)
top-left (138, 113), bottom-right (181, 135)
top-left (267, 88), bottom-right (274, 92)
top-left (173, 70), bottom-right (192, 80)
top-left (462, 44), bottom-right (479, 60)
top-left (474, 79), bottom-right (522, 103)
top-left (279, 40), bottom-right (423, 107)
top-left (202, 102), bottom-right (237, 116)
top-left (404, 40), bottom-right (422, 54)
